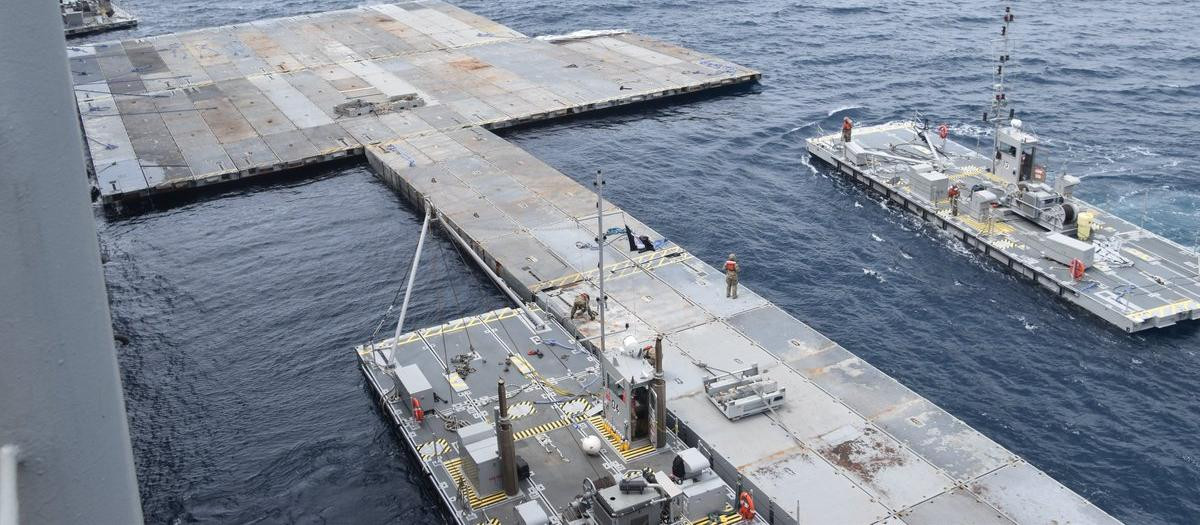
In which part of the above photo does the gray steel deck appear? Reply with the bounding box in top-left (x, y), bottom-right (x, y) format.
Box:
top-left (357, 308), bottom-right (749, 524)
top-left (807, 122), bottom-right (1200, 332)
top-left (69, 0), bottom-right (758, 204)
top-left (364, 125), bottom-right (1120, 524)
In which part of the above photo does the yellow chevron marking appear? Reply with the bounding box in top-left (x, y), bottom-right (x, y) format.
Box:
top-left (1126, 299), bottom-right (1198, 322)
top-left (443, 457), bottom-right (507, 509)
top-left (512, 414), bottom-right (587, 441)
top-left (1123, 246), bottom-right (1155, 262)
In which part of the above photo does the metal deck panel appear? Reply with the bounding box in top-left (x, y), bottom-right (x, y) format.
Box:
top-left (649, 259), bottom-right (770, 319)
top-left (338, 115), bottom-right (395, 146)
top-left (195, 96), bottom-right (258, 144)
top-left (218, 79), bottom-right (297, 136)
top-left (601, 270), bottom-right (712, 334)
top-left (261, 129), bottom-right (320, 164)
top-left (814, 422), bottom-right (956, 512)
top-left (872, 398), bottom-right (1013, 482)
top-left (445, 201), bottom-right (523, 242)
top-left (743, 447), bottom-right (891, 524)
top-left (247, 74), bottom-right (334, 129)
top-left (223, 136), bottom-right (280, 170)
top-left (971, 461), bottom-right (1118, 524)
top-left (901, 488), bottom-right (1015, 525)
top-left (282, 70), bottom-right (350, 120)
top-left (298, 123), bottom-right (356, 154)
top-left (526, 222), bottom-right (628, 274)
top-left (480, 233), bottom-right (576, 296)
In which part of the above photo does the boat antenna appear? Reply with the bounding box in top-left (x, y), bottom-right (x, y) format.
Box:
top-left (594, 170), bottom-right (607, 355)
top-left (986, 7), bottom-right (1016, 124)
top-left (985, 6), bottom-right (1016, 171)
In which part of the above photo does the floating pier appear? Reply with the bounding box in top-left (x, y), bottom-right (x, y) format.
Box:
top-left (362, 124), bottom-right (1118, 523)
top-left (68, 1), bottom-right (757, 205)
top-left (61, 0), bottom-right (137, 37)
top-left (807, 123), bottom-right (1200, 332)
top-left (67, 2), bottom-right (1118, 522)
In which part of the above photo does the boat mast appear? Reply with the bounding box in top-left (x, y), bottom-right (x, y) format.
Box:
top-left (988, 6), bottom-right (1016, 173)
top-left (594, 170), bottom-right (607, 355)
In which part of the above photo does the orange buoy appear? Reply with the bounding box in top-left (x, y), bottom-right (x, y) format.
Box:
top-left (1070, 258), bottom-right (1086, 281)
top-left (738, 491), bottom-right (755, 520)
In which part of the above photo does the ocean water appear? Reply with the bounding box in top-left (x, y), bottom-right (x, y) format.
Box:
top-left (85, 1), bottom-right (1200, 523)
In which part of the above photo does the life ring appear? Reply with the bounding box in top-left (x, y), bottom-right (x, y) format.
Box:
top-left (738, 491), bottom-right (756, 520)
top-left (937, 124), bottom-right (949, 140)
top-left (412, 398), bottom-right (425, 423)
top-left (1070, 259), bottom-right (1086, 281)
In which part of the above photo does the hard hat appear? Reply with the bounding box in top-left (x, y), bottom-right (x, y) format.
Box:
top-left (728, 253), bottom-right (736, 260)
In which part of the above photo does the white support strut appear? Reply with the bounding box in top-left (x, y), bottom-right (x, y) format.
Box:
top-left (391, 203), bottom-right (433, 363)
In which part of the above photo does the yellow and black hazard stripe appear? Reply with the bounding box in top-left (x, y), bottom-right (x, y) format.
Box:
top-left (586, 415), bottom-right (657, 461)
top-left (417, 438), bottom-right (450, 461)
top-left (442, 457), bottom-right (507, 509)
top-left (513, 414), bottom-right (588, 441)
top-left (691, 504), bottom-right (744, 524)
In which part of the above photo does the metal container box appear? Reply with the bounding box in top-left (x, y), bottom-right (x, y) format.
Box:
top-left (1041, 232), bottom-right (1095, 267)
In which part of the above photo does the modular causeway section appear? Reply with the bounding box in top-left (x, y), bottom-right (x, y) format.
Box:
top-left (364, 125), bottom-right (1119, 524)
top-left (69, 0), bottom-right (757, 205)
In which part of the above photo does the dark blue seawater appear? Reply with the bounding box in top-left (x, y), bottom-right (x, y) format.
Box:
top-left (87, 1), bottom-right (1200, 523)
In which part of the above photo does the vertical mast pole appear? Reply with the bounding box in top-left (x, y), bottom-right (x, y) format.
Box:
top-left (595, 170), bottom-right (606, 355)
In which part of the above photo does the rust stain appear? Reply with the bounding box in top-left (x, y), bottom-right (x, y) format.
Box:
top-left (819, 428), bottom-right (905, 483)
top-left (451, 58), bottom-right (492, 72)
top-left (738, 445), bottom-right (806, 473)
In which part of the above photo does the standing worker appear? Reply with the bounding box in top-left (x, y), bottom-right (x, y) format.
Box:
top-left (842, 117), bottom-right (853, 143)
top-left (948, 184), bottom-right (960, 216)
top-left (570, 292), bottom-right (596, 320)
top-left (724, 254), bottom-right (740, 299)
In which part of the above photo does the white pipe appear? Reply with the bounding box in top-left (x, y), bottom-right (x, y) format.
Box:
top-left (0, 445), bottom-right (17, 525)
top-left (390, 205), bottom-right (433, 361)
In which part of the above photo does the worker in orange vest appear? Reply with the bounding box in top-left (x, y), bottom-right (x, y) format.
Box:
top-left (725, 254), bottom-right (740, 299)
top-left (948, 185), bottom-right (960, 216)
top-left (841, 117), bottom-right (853, 143)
